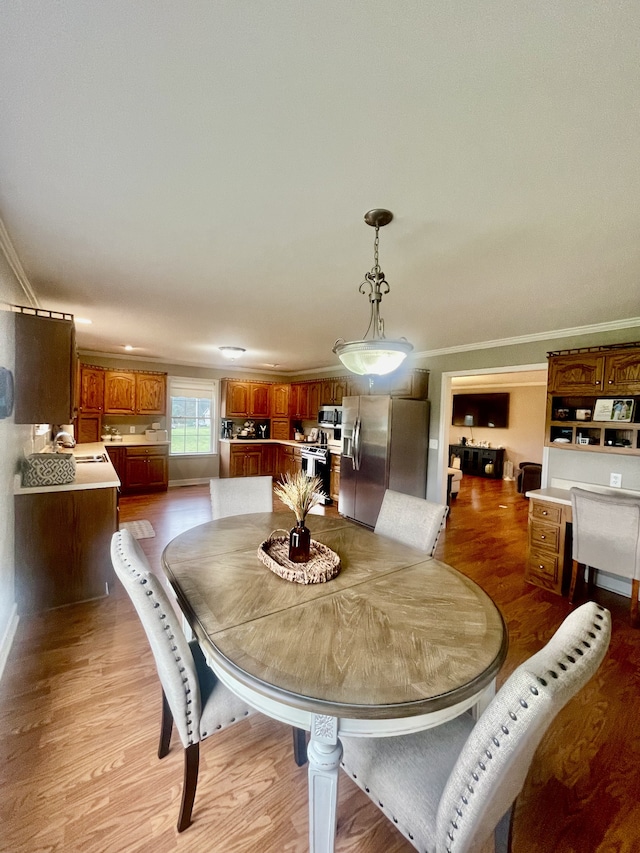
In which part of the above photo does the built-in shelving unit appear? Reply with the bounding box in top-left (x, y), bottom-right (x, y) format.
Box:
top-left (545, 342), bottom-right (640, 456)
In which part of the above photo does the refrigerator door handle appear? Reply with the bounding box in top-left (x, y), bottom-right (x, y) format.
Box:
top-left (353, 417), bottom-right (362, 471)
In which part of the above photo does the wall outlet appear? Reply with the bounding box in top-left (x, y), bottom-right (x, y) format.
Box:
top-left (610, 473), bottom-right (622, 488)
top-left (429, 438), bottom-right (439, 450)
top-left (129, 426), bottom-right (136, 434)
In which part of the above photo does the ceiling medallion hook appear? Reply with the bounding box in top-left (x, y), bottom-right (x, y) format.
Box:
top-left (332, 209), bottom-right (413, 377)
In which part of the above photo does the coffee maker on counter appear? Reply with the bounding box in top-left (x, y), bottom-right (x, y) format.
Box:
top-left (221, 419), bottom-right (233, 439)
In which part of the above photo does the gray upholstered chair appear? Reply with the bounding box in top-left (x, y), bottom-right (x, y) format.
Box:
top-left (210, 475), bottom-right (273, 520)
top-left (340, 601), bottom-right (611, 853)
top-left (569, 487), bottom-right (640, 626)
top-left (111, 528), bottom-right (255, 831)
top-left (374, 489), bottom-right (449, 556)
top-left (208, 475), bottom-right (309, 763)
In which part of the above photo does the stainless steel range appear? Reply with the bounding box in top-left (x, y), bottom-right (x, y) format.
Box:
top-left (300, 445), bottom-right (332, 504)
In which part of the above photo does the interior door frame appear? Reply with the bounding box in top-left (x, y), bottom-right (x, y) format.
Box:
top-left (438, 363), bottom-right (549, 505)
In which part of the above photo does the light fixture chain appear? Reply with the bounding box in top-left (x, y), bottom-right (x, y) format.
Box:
top-left (372, 226), bottom-right (380, 274)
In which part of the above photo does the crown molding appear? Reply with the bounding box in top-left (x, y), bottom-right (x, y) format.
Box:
top-left (0, 218), bottom-right (39, 308)
top-left (412, 317), bottom-right (640, 360)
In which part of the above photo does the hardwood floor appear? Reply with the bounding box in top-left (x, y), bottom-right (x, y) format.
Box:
top-left (2, 478), bottom-right (639, 852)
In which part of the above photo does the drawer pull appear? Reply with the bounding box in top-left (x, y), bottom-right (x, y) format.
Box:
top-left (539, 564), bottom-right (544, 570)
top-left (540, 535), bottom-right (546, 540)
top-left (542, 511), bottom-right (548, 516)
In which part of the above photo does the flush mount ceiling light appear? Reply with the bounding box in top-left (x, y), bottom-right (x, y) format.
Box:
top-left (219, 346), bottom-right (246, 361)
top-left (333, 209), bottom-right (413, 376)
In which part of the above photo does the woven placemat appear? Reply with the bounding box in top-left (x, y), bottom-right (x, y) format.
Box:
top-left (257, 534), bottom-right (341, 584)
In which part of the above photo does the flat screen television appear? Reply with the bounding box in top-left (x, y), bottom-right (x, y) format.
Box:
top-left (452, 393), bottom-right (509, 428)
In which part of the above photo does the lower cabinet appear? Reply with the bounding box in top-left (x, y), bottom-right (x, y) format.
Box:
top-left (15, 486), bottom-right (118, 613)
top-left (125, 445), bottom-right (169, 492)
top-left (106, 444), bottom-right (168, 493)
top-left (525, 498), bottom-right (572, 596)
top-left (330, 454), bottom-right (341, 503)
top-left (220, 442), bottom-right (274, 478)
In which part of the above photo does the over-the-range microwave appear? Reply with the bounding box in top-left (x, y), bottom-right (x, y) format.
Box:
top-left (318, 406), bottom-right (343, 427)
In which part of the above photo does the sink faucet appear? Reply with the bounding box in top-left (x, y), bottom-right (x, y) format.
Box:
top-left (53, 430), bottom-right (76, 449)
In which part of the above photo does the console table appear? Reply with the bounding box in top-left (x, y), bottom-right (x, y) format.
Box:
top-left (449, 444), bottom-right (505, 479)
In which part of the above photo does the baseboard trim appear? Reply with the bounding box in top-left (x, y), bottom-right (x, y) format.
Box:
top-left (168, 478), bottom-right (211, 488)
top-left (0, 604), bottom-right (19, 683)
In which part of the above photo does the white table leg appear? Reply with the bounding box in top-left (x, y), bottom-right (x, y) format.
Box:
top-left (307, 714), bottom-right (342, 853)
top-left (471, 677), bottom-right (496, 720)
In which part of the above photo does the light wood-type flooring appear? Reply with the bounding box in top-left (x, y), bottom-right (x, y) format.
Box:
top-left (2, 477), bottom-right (640, 852)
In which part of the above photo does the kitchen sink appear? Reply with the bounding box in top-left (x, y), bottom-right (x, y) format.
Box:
top-left (74, 453), bottom-right (108, 463)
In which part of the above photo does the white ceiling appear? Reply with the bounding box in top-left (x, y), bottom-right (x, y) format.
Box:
top-left (1, 2), bottom-right (638, 373)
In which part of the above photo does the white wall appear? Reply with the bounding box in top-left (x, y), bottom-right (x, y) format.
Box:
top-left (0, 260), bottom-right (35, 678)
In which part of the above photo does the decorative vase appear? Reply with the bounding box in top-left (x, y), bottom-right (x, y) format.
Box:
top-left (288, 521), bottom-right (311, 563)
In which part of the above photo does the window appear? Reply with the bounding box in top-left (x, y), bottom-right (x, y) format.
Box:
top-left (169, 377), bottom-right (217, 455)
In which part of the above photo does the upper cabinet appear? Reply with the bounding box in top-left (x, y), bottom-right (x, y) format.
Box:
top-left (546, 343), bottom-right (640, 455)
top-left (547, 353), bottom-right (605, 394)
top-left (77, 364), bottom-right (167, 421)
top-left (270, 384), bottom-right (290, 418)
top-left (548, 349), bottom-right (640, 395)
top-left (135, 372), bottom-right (167, 415)
top-left (221, 380), bottom-right (271, 418)
top-left (14, 308), bottom-right (76, 424)
top-left (104, 371), bottom-right (136, 414)
top-left (79, 366), bottom-right (105, 413)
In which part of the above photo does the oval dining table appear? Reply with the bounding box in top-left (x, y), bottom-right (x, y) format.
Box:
top-left (161, 512), bottom-right (507, 853)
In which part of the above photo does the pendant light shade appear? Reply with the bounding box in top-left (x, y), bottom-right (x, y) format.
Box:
top-left (333, 209), bottom-right (412, 376)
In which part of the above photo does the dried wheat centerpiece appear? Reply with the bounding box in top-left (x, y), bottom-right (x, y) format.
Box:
top-left (259, 471), bottom-right (340, 581)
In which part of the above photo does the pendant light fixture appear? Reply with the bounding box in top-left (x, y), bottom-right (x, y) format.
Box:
top-left (333, 209), bottom-right (413, 376)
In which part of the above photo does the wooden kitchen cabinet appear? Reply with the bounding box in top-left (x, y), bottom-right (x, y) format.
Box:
top-left (271, 418), bottom-right (291, 440)
top-left (79, 365), bottom-right (105, 413)
top-left (221, 380), bottom-right (272, 418)
top-left (77, 364), bottom-right (106, 443)
top-left (545, 342), bottom-right (640, 455)
top-left (290, 383), bottom-right (309, 419)
top-left (104, 370), bottom-right (136, 414)
top-left (14, 308), bottom-right (76, 424)
top-left (525, 498), bottom-right (572, 596)
top-left (135, 372), bottom-right (167, 415)
top-left (124, 444), bottom-right (169, 492)
top-left (219, 442), bottom-right (272, 478)
top-left (277, 445), bottom-right (297, 480)
top-left (307, 381), bottom-right (322, 418)
top-left (105, 445), bottom-right (127, 486)
top-left (270, 384), bottom-right (290, 417)
top-left (249, 383), bottom-right (270, 418)
top-left (330, 453), bottom-right (341, 503)
top-left (14, 486), bottom-right (117, 613)
top-left (547, 346), bottom-right (640, 395)
top-left (320, 378), bottom-right (348, 406)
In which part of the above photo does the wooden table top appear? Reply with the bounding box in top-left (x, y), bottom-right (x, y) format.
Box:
top-left (162, 513), bottom-right (507, 720)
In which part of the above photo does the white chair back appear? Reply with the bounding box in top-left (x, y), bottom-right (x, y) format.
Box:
top-left (374, 489), bottom-right (448, 555)
top-left (110, 529), bottom-right (203, 748)
top-left (570, 487), bottom-right (640, 579)
top-left (436, 601), bottom-right (611, 852)
top-left (210, 475), bottom-right (273, 520)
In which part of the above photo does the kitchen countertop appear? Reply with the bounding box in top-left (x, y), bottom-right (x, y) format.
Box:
top-left (221, 438), bottom-right (342, 454)
top-left (100, 435), bottom-right (170, 447)
top-left (15, 441), bottom-right (121, 495)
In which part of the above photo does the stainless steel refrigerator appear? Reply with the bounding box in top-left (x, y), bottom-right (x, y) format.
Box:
top-left (339, 395), bottom-right (429, 528)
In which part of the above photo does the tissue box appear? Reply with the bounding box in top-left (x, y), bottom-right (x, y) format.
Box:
top-left (144, 429), bottom-right (158, 441)
top-left (22, 453), bottom-right (76, 487)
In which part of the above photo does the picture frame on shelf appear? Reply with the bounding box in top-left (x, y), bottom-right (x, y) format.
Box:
top-left (593, 398), bottom-right (635, 422)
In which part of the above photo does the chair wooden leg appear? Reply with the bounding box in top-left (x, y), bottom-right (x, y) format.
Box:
top-left (569, 560), bottom-right (583, 602)
top-left (292, 726), bottom-right (308, 767)
top-left (631, 579), bottom-right (639, 628)
top-left (177, 743), bottom-right (200, 832)
top-left (158, 688), bottom-right (173, 759)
